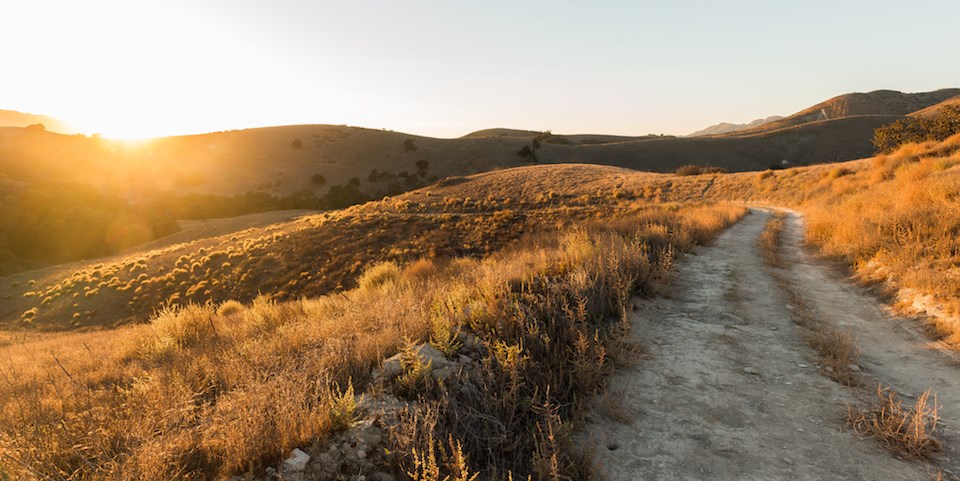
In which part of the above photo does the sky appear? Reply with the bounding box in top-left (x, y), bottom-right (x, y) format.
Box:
top-left (1, 0), bottom-right (959, 139)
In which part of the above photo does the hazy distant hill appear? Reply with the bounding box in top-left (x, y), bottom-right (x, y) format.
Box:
top-left (687, 115), bottom-right (784, 137)
top-left (0, 109), bottom-right (76, 134)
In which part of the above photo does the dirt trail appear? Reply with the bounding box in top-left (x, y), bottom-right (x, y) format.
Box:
top-left (586, 209), bottom-right (960, 480)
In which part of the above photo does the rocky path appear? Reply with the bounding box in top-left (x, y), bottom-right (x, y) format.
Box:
top-left (586, 209), bottom-right (959, 480)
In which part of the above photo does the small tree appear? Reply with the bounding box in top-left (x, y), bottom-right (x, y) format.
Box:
top-left (517, 145), bottom-right (538, 162)
top-left (415, 159), bottom-right (429, 170)
top-left (404, 138), bottom-right (417, 152)
top-left (348, 177), bottom-right (361, 187)
top-left (310, 174), bottom-right (327, 186)
top-left (291, 138), bottom-right (303, 149)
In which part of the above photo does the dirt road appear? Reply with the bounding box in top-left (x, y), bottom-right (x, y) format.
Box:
top-left (586, 209), bottom-right (959, 480)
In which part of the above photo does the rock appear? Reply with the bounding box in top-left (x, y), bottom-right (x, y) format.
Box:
top-left (357, 448), bottom-right (367, 459)
top-left (797, 363), bottom-right (808, 368)
top-left (379, 343), bottom-right (454, 380)
top-left (823, 366), bottom-right (834, 373)
top-left (742, 367), bottom-right (760, 375)
top-left (848, 364), bottom-right (861, 372)
top-left (433, 366), bottom-right (456, 380)
top-left (782, 456), bottom-right (794, 465)
top-left (786, 304), bottom-right (795, 311)
top-left (283, 448), bottom-right (311, 472)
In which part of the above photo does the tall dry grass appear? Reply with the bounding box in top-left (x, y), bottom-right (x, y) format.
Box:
top-left (0, 202), bottom-right (746, 480)
top-left (848, 384), bottom-right (942, 459)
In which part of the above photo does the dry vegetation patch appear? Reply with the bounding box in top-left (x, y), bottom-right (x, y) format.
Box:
top-left (0, 202), bottom-right (746, 480)
top-left (848, 384), bottom-right (942, 459)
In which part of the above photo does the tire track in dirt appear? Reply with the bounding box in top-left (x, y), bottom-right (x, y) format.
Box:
top-left (585, 209), bottom-right (938, 480)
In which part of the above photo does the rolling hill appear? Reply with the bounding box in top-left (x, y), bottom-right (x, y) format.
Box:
top-left (1, 88), bottom-right (956, 276)
top-left (0, 109), bottom-right (76, 134)
top-left (719, 88), bottom-right (960, 136)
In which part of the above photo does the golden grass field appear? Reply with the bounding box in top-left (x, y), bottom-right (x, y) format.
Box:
top-left (2, 128), bottom-right (960, 480)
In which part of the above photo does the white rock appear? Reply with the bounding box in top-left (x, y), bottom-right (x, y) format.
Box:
top-left (742, 367), bottom-right (760, 375)
top-left (283, 448), bottom-right (311, 472)
top-left (848, 364), bottom-right (861, 372)
top-left (379, 343), bottom-right (454, 380)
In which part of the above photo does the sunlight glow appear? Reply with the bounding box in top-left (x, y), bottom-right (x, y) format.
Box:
top-left (2, 1), bottom-right (958, 138)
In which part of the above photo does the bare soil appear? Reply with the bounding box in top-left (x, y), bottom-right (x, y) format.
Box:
top-left (586, 209), bottom-right (960, 480)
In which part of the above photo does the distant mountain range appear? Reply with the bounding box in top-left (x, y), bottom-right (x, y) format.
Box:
top-left (687, 116), bottom-right (784, 137)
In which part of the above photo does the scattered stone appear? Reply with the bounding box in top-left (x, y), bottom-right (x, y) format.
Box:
top-left (769, 326), bottom-right (778, 331)
top-left (797, 363), bottom-right (808, 368)
top-left (369, 473), bottom-right (397, 481)
top-left (782, 456), bottom-right (794, 465)
top-left (742, 367), bottom-right (760, 375)
top-left (378, 343), bottom-right (455, 381)
top-left (283, 448), bottom-right (311, 472)
top-left (786, 304), bottom-right (795, 311)
top-left (796, 428), bottom-right (804, 432)
top-left (823, 366), bottom-right (834, 374)
top-left (848, 364), bottom-right (861, 372)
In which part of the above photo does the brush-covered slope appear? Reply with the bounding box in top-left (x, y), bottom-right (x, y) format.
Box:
top-left (726, 89), bottom-right (960, 135)
top-left (0, 163), bottom-right (653, 330)
top-left (910, 95), bottom-right (960, 118)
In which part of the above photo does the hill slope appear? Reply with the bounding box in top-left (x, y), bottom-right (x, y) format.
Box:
top-left (0, 109), bottom-right (76, 134)
top-left (725, 88), bottom-right (960, 135)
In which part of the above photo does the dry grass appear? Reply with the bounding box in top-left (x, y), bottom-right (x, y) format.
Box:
top-left (848, 384), bottom-right (942, 459)
top-left (757, 213), bottom-right (785, 266)
top-left (0, 202), bottom-right (746, 480)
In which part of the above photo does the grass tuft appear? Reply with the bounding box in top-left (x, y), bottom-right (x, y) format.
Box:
top-left (848, 384), bottom-right (942, 459)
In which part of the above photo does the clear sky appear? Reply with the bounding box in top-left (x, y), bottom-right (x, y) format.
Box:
top-left (2, 0), bottom-right (958, 139)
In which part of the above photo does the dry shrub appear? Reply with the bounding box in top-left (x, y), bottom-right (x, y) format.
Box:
top-left (827, 166), bottom-right (852, 179)
top-left (216, 299), bottom-right (245, 316)
top-left (675, 165), bottom-right (726, 176)
top-left (359, 261), bottom-right (402, 291)
top-left (848, 384), bottom-right (942, 459)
